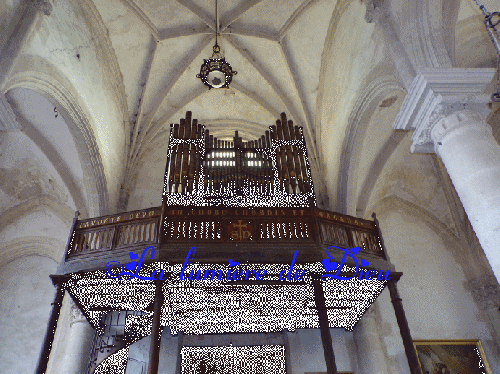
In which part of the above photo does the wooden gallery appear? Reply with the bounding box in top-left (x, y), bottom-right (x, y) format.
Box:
top-left (37, 112), bottom-right (417, 374)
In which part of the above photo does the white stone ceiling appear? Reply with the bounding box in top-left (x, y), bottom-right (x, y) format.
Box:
top-left (92, 0), bottom-right (341, 166)
top-left (2, 0), bottom-right (499, 219)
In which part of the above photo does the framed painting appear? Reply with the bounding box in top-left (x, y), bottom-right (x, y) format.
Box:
top-left (413, 340), bottom-right (492, 374)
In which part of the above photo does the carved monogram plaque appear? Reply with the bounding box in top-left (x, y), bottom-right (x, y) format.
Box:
top-left (227, 220), bottom-right (254, 241)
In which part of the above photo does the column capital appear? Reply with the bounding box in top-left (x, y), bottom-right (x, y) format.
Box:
top-left (393, 68), bottom-right (496, 153)
top-left (430, 108), bottom-right (493, 152)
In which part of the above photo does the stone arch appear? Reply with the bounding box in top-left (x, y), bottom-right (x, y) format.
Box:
top-left (0, 253), bottom-right (60, 373)
top-left (5, 87), bottom-right (90, 218)
top-left (373, 195), bottom-right (494, 280)
top-left (337, 72), bottom-right (404, 215)
top-left (0, 193), bottom-right (74, 238)
top-left (455, 14), bottom-right (498, 68)
top-left (373, 195), bottom-right (499, 368)
top-left (4, 63), bottom-right (109, 216)
top-left (391, 0), bottom-right (452, 69)
top-left (0, 236), bottom-right (65, 270)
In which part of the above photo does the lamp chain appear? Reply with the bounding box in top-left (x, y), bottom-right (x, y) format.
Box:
top-left (474, 0), bottom-right (500, 101)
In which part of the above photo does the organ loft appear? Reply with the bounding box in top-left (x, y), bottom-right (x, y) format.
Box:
top-left (37, 112), bottom-right (419, 374)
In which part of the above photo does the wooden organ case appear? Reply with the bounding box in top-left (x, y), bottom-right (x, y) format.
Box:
top-left (41, 112), bottom-right (418, 374)
top-left (162, 111), bottom-right (316, 207)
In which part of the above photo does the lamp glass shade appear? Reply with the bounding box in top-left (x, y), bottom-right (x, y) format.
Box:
top-left (208, 70), bottom-right (226, 88)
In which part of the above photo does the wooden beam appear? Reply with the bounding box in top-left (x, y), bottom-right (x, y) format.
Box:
top-left (387, 277), bottom-right (421, 374)
top-left (36, 284), bottom-right (66, 374)
top-left (147, 281), bottom-right (164, 374)
top-left (312, 276), bottom-right (338, 374)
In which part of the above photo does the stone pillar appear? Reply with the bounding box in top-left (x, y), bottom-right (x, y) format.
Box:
top-left (61, 299), bottom-right (95, 374)
top-left (393, 68), bottom-right (500, 283)
top-left (431, 110), bottom-right (500, 278)
top-left (353, 304), bottom-right (390, 374)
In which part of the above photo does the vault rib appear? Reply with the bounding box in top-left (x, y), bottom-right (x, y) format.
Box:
top-left (159, 25), bottom-right (213, 40)
top-left (176, 0), bottom-right (216, 31)
top-left (315, 0), bottom-right (353, 148)
top-left (130, 85), bottom-right (207, 167)
top-left (279, 37), bottom-right (315, 140)
top-left (219, 0), bottom-right (266, 31)
top-left (221, 25), bottom-right (279, 42)
top-left (231, 81), bottom-right (281, 118)
top-left (279, 0), bottom-right (318, 41)
top-left (128, 35), bottom-right (158, 168)
top-left (117, 0), bottom-right (159, 40)
top-left (224, 34), bottom-right (304, 133)
top-left (131, 35), bottom-right (213, 163)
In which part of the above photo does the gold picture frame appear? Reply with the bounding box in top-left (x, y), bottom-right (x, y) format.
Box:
top-left (413, 340), bottom-right (492, 374)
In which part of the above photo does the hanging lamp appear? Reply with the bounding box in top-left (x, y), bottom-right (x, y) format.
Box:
top-left (196, 0), bottom-right (237, 89)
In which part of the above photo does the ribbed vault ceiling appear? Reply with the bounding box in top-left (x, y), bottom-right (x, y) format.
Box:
top-left (93, 0), bottom-right (340, 168)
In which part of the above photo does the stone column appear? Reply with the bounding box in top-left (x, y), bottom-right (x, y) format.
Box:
top-left (431, 110), bottom-right (500, 277)
top-left (61, 299), bottom-right (95, 374)
top-left (353, 303), bottom-right (390, 374)
top-left (393, 68), bottom-right (500, 283)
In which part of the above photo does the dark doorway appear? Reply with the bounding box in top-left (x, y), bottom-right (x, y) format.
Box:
top-left (181, 345), bottom-right (286, 374)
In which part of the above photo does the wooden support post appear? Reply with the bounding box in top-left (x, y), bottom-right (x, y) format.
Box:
top-left (312, 276), bottom-right (338, 374)
top-left (147, 281), bottom-right (164, 374)
top-left (36, 280), bottom-right (66, 374)
top-left (387, 276), bottom-right (421, 374)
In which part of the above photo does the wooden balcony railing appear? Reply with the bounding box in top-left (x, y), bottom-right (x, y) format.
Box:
top-left (66, 207), bottom-right (161, 259)
top-left (65, 206), bottom-right (386, 264)
top-left (159, 208), bottom-right (382, 248)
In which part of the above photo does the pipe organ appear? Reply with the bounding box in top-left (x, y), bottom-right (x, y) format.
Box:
top-left (163, 111), bottom-right (316, 207)
top-left (46, 111), bottom-right (410, 374)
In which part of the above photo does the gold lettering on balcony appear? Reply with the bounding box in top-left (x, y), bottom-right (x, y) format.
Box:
top-left (229, 220), bottom-right (252, 241)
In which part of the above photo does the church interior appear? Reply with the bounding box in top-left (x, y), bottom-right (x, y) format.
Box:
top-left (1, 0), bottom-right (500, 373)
